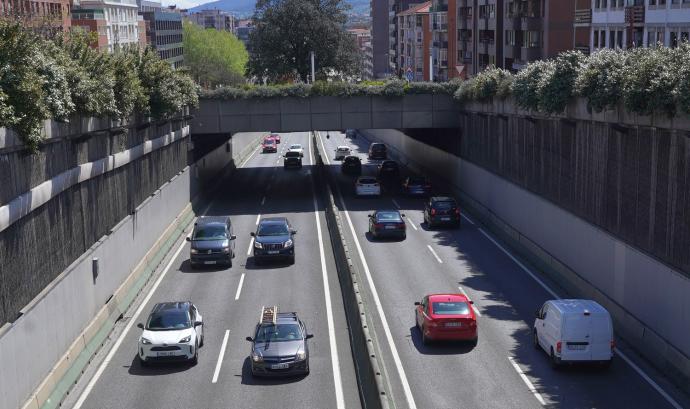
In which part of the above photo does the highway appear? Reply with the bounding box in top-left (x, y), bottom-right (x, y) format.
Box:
top-left (64, 132), bottom-right (360, 409)
top-left (316, 130), bottom-right (688, 409)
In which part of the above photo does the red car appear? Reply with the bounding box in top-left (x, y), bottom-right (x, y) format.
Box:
top-left (262, 138), bottom-right (277, 153)
top-left (270, 133), bottom-right (281, 144)
top-left (415, 294), bottom-right (477, 345)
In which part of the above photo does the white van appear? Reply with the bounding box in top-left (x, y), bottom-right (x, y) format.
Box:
top-left (533, 299), bottom-right (614, 368)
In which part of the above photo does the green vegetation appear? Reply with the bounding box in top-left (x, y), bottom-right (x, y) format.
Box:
top-left (0, 20), bottom-right (198, 150)
top-left (183, 21), bottom-right (248, 88)
top-left (248, 0), bottom-right (362, 82)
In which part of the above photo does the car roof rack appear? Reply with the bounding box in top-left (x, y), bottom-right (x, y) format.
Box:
top-left (260, 305), bottom-right (278, 325)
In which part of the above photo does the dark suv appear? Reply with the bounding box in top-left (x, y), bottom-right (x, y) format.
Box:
top-left (368, 143), bottom-right (387, 160)
top-left (378, 160), bottom-right (400, 180)
top-left (424, 196), bottom-right (461, 228)
top-left (283, 151), bottom-right (302, 169)
top-left (187, 216), bottom-right (236, 268)
top-left (246, 308), bottom-right (313, 377)
top-left (341, 155), bottom-right (362, 175)
top-left (251, 217), bottom-right (296, 264)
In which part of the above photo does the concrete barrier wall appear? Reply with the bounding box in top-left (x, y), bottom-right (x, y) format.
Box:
top-left (360, 128), bottom-right (690, 389)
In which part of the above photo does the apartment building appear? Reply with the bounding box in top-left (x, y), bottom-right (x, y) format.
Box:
top-left (72, 0), bottom-right (143, 51)
top-left (584, 0), bottom-right (690, 52)
top-left (372, 0), bottom-right (395, 77)
top-left (187, 9), bottom-right (235, 32)
top-left (396, 1), bottom-right (431, 81)
top-left (348, 28), bottom-right (375, 79)
top-left (141, 10), bottom-right (183, 68)
top-left (0, 0), bottom-right (71, 34)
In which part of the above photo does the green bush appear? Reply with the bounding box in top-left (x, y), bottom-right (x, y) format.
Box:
top-left (622, 46), bottom-right (678, 117)
top-left (675, 43), bottom-right (690, 115)
top-left (454, 66), bottom-right (513, 103)
top-left (574, 48), bottom-right (626, 113)
top-left (538, 50), bottom-right (585, 114)
top-left (513, 60), bottom-right (552, 111)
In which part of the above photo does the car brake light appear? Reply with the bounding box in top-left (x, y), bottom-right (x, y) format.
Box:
top-left (556, 341), bottom-right (562, 354)
top-left (610, 340), bottom-right (616, 350)
top-left (455, 208), bottom-right (460, 215)
top-left (431, 208), bottom-right (436, 216)
top-left (398, 223), bottom-right (406, 229)
top-left (373, 223), bottom-right (383, 228)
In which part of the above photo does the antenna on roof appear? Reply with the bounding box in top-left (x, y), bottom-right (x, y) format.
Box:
top-left (260, 305), bottom-right (278, 325)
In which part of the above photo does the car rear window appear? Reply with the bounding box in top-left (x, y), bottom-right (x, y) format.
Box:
top-left (254, 323), bottom-right (302, 342)
top-left (264, 140), bottom-right (275, 145)
top-left (376, 212), bottom-right (402, 221)
top-left (432, 301), bottom-right (470, 315)
top-left (432, 201), bottom-right (456, 210)
top-left (147, 310), bottom-right (191, 330)
top-left (193, 224), bottom-right (227, 240)
top-left (359, 178), bottom-right (377, 184)
top-left (371, 144), bottom-right (386, 151)
top-left (345, 157), bottom-right (360, 163)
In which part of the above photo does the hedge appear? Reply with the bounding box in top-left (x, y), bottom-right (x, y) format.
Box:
top-left (0, 20), bottom-right (198, 151)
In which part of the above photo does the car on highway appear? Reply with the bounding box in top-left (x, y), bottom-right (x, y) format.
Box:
top-left (246, 306), bottom-right (313, 377)
top-left (415, 294), bottom-right (477, 346)
top-left (283, 150), bottom-right (303, 169)
top-left (288, 143), bottom-right (304, 157)
top-left (270, 132), bottom-right (281, 143)
top-left (377, 160), bottom-right (400, 180)
top-left (368, 143), bottom-right (387, 160)
top-left (137, 301), bottom-right (204, 366)
top-left (534, 299), bottom-right (614, 368)
top-left (341, 155), bottom-right (362, 175)
top-left (262, 138), bottom-right (277, 153)
top-left (251, 217), bottom-right (296, 264)
top-left (334, 145), bottom-right (351, 160)
top-left (403, 176), bottom-right (432, 196)
top-left (368, 210), bottom-right (406, 239)
top-left (355, 176), bottom-right (381, 197)
top-left (423, 196), bottom-right (461, 228)
top-left (187, 216), bottom-right (236, 268)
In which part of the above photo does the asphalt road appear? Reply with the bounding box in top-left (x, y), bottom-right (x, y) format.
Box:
top-left (317, 130), bottom-right (690, 409)
top-left (65, 132), bottom-right (361, 409)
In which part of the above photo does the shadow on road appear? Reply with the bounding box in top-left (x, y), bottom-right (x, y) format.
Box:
top-left (239, 357), bottom-right (308, 386)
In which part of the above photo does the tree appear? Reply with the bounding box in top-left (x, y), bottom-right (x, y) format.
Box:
top-left (183, 22), bottom-right (248, 88)
top-left (248, 0), bottom-right (361, 83)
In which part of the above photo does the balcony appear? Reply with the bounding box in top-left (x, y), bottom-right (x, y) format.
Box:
top-left (521, 16), bottom-right (542, 30)
top-left (430, 4), bottom-right (448, 12)
top-left (521, 46), bottom-right (542, 62)
top-left (574, 8), bottom-right (592, 26)
top-left (625, 5), bottom-right (644, 25)
top-left (432, 22), bottom-right (448, 31)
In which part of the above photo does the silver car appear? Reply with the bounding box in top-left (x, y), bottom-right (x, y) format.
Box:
top-left (355, 176), bottom-right (381, 196)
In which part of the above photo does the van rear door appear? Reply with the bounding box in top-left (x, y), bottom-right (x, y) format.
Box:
top-left (589, 313), bottom-right (613, 361)
top-left (562, 313), bottom-right (593, 361)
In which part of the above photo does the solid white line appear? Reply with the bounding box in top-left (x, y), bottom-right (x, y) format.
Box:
top-left (317, 132), bottom-right (417, 409)
top-left (309, 133), bottom-right (346, 409)
top-left (247, 237), bottom-right (255, 256)
top-left (73, 234), bottom-right (189, 409)
top-left (478, 228), bottom-right (559, 299)
top-left (458, 286), bottom-right (481, 317)
top-left (479, 228), bottom-right (683, 409)
top-left (255, 214), bottom-right (261, 225)
top-left (461, 214), bottom-right (475, 225)
top-left (234, 273), bottom-right (246, 301)
top-left (426, 245), bottom-right (443, 264)
top-left (406, 218), bottom-right (418, 231)
top-left (317, 132), bottom-right (331, 165)
top-left (239, 144), bottom-right (262, 168)
top-left (211, 330), bottom-right (230, 384)
top-left (391, 199), bottom-right (401, 209)
top-left (508, 357), bottom-right (546, 406)
top-left (260, 196), bottom-right (265, 206)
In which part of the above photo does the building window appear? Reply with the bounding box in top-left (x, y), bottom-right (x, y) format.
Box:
top-left (524, 30), bottom-right (542, 47)
top-left (506, 30), bottom-right (515, 45)
top-left (594, 30), bottom-right (600, 48)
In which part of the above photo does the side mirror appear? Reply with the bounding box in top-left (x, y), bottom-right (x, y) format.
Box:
top-left (414, 301), bottom-right (421, 306)
top-left (185, 237), bottom-right (191, 242)
top-left (535, 309), bottom-right (541, 319)
top-left (245, 336), bottom-right (253, 342)
top-left (250, 232), bottom-right (255, 237)
top-left (137, 323), bottom-right (144, 329)
top-left (306, 334), bottom-right (314, 339)
top-left (230, 235), bottom-right (237, 240)
top-left (291, 230), bottom-right (297, 234)
top-left (469, 300), bottom-right (474, 305)
top-left (368, 214), bottom-right (373, 218)
top-left (401, 213), bottom-right (406, 217)
top-left (194, 321), bottom-right (203, 327)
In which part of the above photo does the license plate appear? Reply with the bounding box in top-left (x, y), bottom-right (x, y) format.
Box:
top-left (568, 344), bottom-right (586, 350)
top-left (445, 322), bottom-right (461, 327)
top-left (204, 261), bottom-right (216, 265)
top-left (441, 217), bottom-right (451, 221)
top-left (268, 250), bottom-right (279, 254)
top-left (271, 363), bottom-right (289, 369)
top-left (385, 226), bottom-right (396, 230)
top-left (157, 351), bottom-right (175, 357)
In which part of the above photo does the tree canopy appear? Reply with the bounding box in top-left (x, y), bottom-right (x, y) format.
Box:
top-left (183, 22), bottom-right (248, 88)
top-left (248, 0), bottom-right (361, 83)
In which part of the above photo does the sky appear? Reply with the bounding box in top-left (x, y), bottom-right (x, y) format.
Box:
top-left (162, 0), bottom-right (203, 9)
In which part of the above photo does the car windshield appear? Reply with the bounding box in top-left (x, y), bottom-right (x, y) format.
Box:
top-left (290, 144), bottom-right (301, 150)
top-left (433, 201), bottom-right (455, 210)
top-left (285, 151), bottom-right (300, 158)
top-left (146, 310), bottom-right (191, 330)
top-left (409, 177), bottom-right (426, 185)
top-left (338, 147), bottom-right (349, 151)
top-left (432, 301), bottom-right (470, 315)
top-left (254, 323), bottom-right (302, 342)
top-left (359, 178), bottom-right (377, 184)
top-left (257, 223), bottom-right (289, 236)
top-left (193, 224), bottom-right (227, 240)
top-left (371, 144), bottom-right (385, 151)
top-left (377, 212), bottom-right (402, 222)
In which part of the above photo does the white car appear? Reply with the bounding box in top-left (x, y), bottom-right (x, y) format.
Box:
top-left (355, 176), bottom-right (381, 196)
top-left (534, 299), bottom-right (614, 368)
top-left (137, 301), bottom-right (204, 366)
top-left (335, 146), bottom-right (351, 160)
top-left (288, 143), bottom-right (304, 157)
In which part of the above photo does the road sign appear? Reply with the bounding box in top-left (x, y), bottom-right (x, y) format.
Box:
top-left (405, 68), bottom-right (414, 82)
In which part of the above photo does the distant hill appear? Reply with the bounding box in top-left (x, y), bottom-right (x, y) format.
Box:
top-left (189, 0), bottom-right (369, 18)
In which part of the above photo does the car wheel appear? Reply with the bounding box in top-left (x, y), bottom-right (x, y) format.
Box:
top-left (191, 343), bottom-right (199, 365)
top-left (401, 233), bottom-right (406, 240)
top-left (189, 262), bottom-right (196, 270)
top-left (533, 330), bottom-right (539, 349)
top-left (289, 255), bottom-right (295, 265)
top-left (421, 325), bottom-right (430, 345)
top-left (228, 258), bottom-right (232, 268)
top-left (550, 348), bottom-right (560, 369)
top-left (139, 356), bottom-right (148, 367)
top-left (200, 330), bottom-right (205, 347)
top-left (470, 336), bottom-right (478, 347)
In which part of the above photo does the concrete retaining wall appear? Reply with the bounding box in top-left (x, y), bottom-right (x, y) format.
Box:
top-left (360, 128), bottom-right (690, 392)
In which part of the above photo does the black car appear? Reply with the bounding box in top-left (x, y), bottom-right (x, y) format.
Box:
top-left (246, 307), bottom-right (313, 377)
top-left (187, 216), bottom-right (236, 268)
top-left (424, 196), bottom-right (461, 228)
top-left (368, 210), bottom-right (406, 239)
top-left (403, 176), bottom-right (432, 196)
top-left (378, 160), bottom-right (400, 180)
top-left (368, 143), bottom-right (387, 160)
top-left (283, 151), bottom-right (302, 169)
top-left (341, 155), bottom-right (362, 175)
top-left (251, 217), bottom-right (296, 264)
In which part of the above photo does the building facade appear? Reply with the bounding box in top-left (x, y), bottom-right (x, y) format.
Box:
top-left (71, 8), bottom-right (109, 49)
top-left (0, 0), bottom-right (71, 34)
top-left (72, 0), bottom-right (142, 52)
top-left (348, 28), bottom-right (375, 79)
top-left (396, 2), bottom-right (431, 81)
top-left (371, 0), bottom-right (395, 77)
top-left (141, 10), bottom-right (183, 67)
top-left (234, 18), bottom-right (253, 50)
top-left (187, 9), bottom-right (235, 32)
